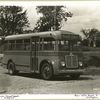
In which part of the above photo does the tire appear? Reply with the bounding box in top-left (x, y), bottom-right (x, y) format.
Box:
top-left (8, 62), bottom-right (16, 75)
top-left (41, 63), bottom-right (53, 80)
top-left (70, 74), bottom-right (80, 79)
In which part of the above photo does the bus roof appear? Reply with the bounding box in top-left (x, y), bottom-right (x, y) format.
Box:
top-left (5, 30), bottom-right (81, 40)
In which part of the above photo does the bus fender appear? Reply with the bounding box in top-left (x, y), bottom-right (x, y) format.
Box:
top-left (39, 59), bottom-right (54, 73)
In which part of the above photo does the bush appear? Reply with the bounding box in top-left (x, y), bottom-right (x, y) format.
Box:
top-left (82, 46), bottom-right (100, 51)
top-left (83, 51), bottom-right (100, 67)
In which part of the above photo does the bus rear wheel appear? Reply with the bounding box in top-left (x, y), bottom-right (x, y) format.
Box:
top-left (8, 62), bottom-right (16, 75)
top-left (41, 63), bottom-right (53, 80)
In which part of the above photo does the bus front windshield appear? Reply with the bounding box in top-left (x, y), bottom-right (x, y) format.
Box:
top-left (58, 40), bottom-right (81, 51)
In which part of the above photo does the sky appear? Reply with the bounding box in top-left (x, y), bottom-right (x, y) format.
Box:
top-left (1, 1), bottom-right (100, 37)
top-left (62, 4), bottom-right (100, 37)
top-left (21, 1), bottom-right (100, 38)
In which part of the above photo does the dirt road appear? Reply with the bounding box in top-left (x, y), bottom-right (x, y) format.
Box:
top-left (0, 66), bottom-right (100, 94)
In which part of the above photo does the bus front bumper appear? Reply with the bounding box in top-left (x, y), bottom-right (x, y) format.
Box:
top-left (58, 69), bottom-right (86, 75)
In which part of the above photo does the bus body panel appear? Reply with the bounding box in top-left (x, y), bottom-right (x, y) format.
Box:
top-left (2, 50), bottom-right (84, 75)
top-left (2, 51), bottom-right (31, 72)
top-left (38, 55), bottom-right (59, 74)
top-left (37, 51), bottom-right (84, 75)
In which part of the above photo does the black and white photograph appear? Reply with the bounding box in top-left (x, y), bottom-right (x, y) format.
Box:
top-left (0, 1), bottom-right (100, 98)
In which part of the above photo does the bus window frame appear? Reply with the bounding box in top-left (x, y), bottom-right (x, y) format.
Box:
top-left (57, 40), bottom-right (70, 51)
top-left (23, 39), bottom-right (30, 51)
top-left (57, 39), bottom-right (81, 51)
top-left (4, 39), bottom-right (31, 51)
top-left (39, 37), bottom-right (57, 51)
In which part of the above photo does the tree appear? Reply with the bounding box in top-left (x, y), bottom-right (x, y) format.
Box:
top-left (81, 28), bottom-right (100, 47)
top-left (0, 6), bottom-right (29, 36)
top-left (34, 6), bottom-right (73, 32)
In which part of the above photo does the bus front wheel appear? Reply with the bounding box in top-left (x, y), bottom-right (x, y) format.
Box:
top-left (41, 63), bottom-right (53, 80)
top-left (8, 62), bottom-right (16, 75)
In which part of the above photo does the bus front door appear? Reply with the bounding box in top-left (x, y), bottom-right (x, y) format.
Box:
top-left (31, 36), bottom-right (39, 72)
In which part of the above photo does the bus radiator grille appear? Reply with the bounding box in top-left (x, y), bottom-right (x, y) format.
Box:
top-left (65, 55), bottom-right (78, 68)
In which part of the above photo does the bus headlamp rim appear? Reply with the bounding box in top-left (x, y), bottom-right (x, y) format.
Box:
top-left (79, 61), bottom-right (83, 66)
top-left (51, 61), bottom-right (55, 65)
top-left (61, 61), bottom-right (66, 67)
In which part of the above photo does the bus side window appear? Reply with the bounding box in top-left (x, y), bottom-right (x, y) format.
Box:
top-left (16, 40), bottom-right (24, 50)
top-left (3, 41), bottom-right (8, 51)
top-left (8, 43), bottom-right (12, 50)
top-left (43, 38), bottom-right (55, 50)
top-left (8, 40), bottom-right (16, 50)
top-left (32, 42), bottom-right (35, 51)
top-left (58, 40), bottom-right (69, 51)
top-left (24, 39), bottom-right (30, 50)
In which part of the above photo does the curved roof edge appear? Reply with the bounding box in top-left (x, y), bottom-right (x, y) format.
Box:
top-left (4, 30), bottom-right (81, 40)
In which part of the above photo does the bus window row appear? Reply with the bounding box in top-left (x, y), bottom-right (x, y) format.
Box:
top-left (3, 39), bottom-right (56, 51)
top-left (3, 39), bottom-right (30, 51)
top-left (3, 38), bottom-right (79, 51)
top-left (4, 43), bottom-right (30, 51)
top-left (3, 40), bottom-right (73, 51)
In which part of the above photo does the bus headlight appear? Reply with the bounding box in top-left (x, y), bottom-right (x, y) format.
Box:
top-left (79, 61), bottom-right (83, 67)
top-left (51, 61), bottom-right (55, 65)
top-left (61, 61), bottom-right (66, 67)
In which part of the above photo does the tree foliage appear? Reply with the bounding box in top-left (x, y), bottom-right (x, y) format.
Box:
top-left (81, 28), bottom-right (100, 47)
top-left (34, 6), bottom-right (73, 32)
top-left (0, 6), bottom-right (29, 36)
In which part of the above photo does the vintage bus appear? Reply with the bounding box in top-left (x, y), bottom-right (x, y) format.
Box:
top-left (1, 30), bottom-right (85, 80)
